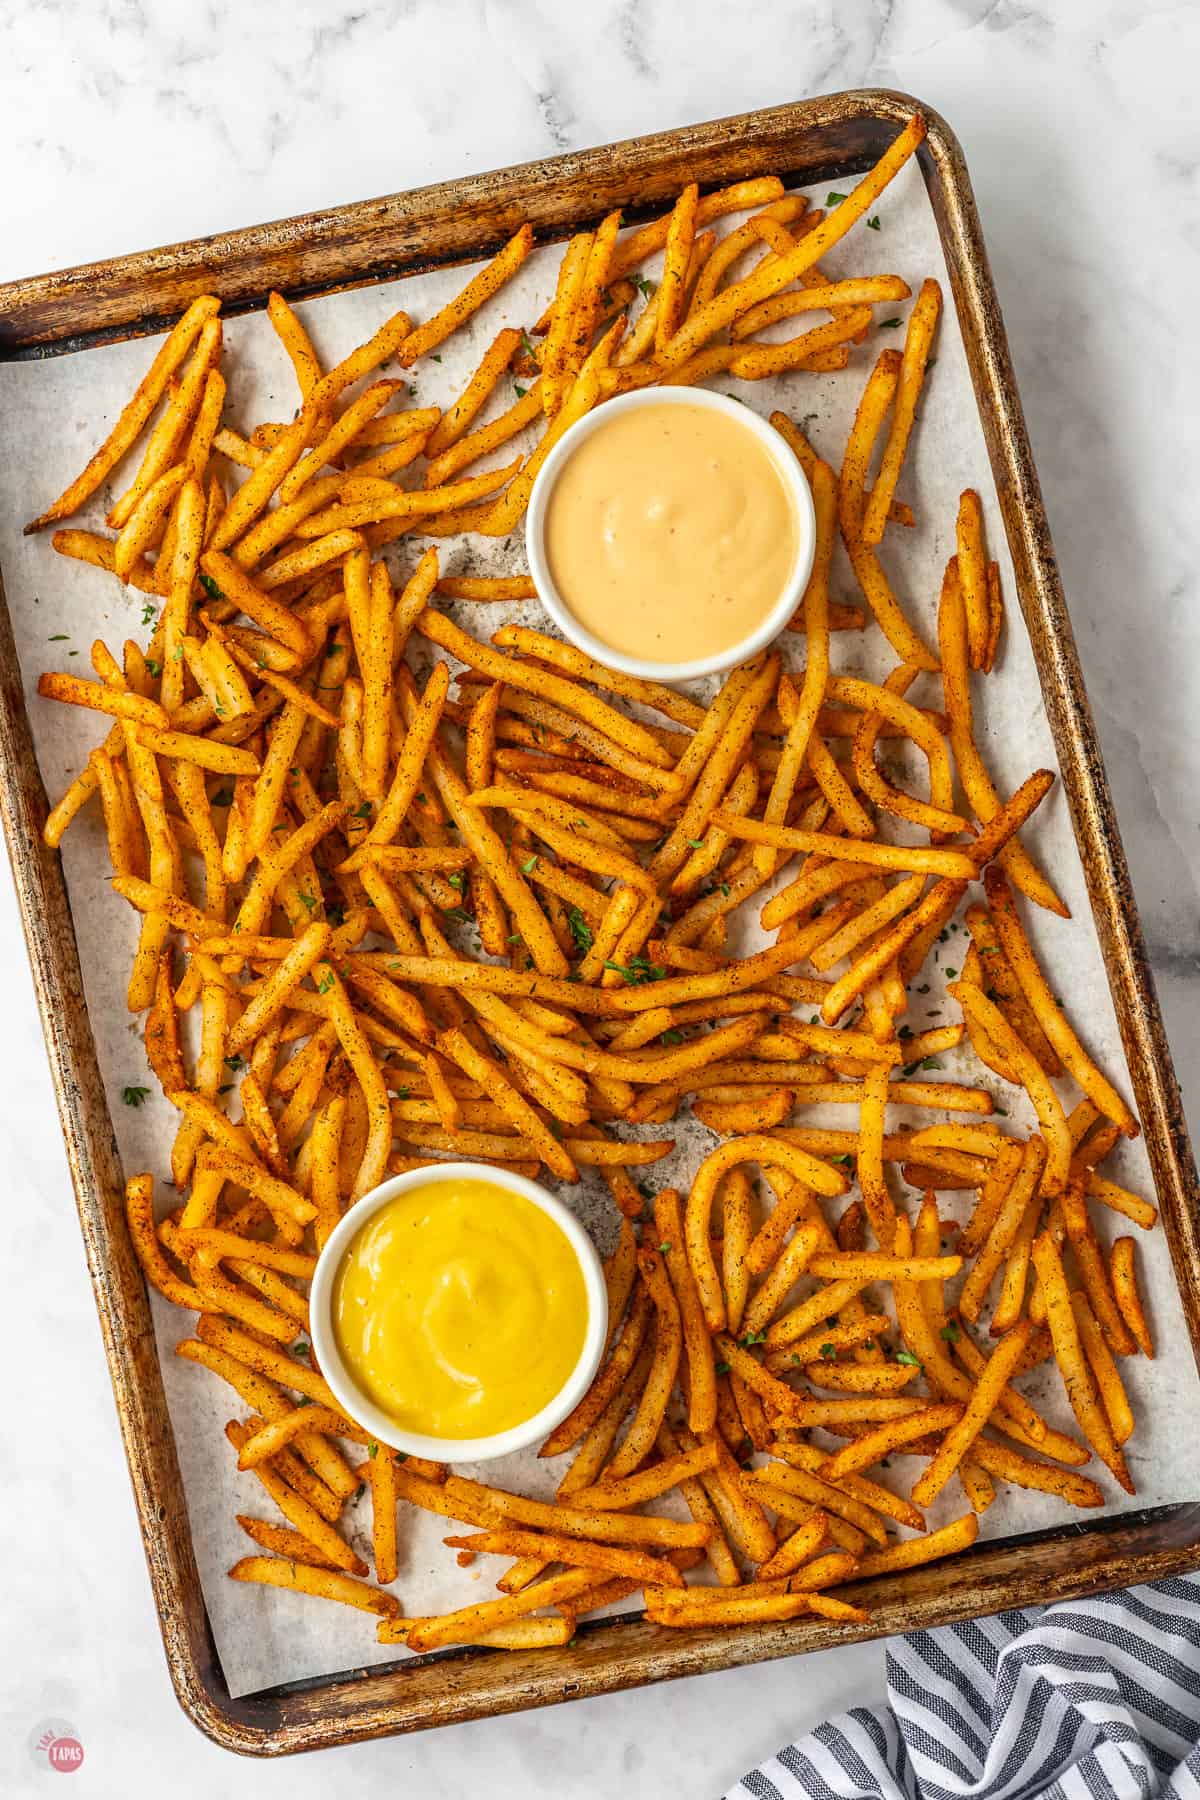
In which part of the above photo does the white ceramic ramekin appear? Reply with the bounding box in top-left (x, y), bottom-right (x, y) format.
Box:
top-left (525, 385), bottom-right (816, 682)
top-left (309, 1162), bottom-right (608, 1463)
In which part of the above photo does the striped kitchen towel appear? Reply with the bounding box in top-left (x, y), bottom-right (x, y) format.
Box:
top-left (726, 1576), bottom-right (1200, 1800)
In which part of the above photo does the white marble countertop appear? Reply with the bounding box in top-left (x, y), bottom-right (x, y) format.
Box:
top-left (3, 1), bottom-right (1199, 1793)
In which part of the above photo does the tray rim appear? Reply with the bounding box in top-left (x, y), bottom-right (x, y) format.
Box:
top-left (1, 84), bottom-right (1198, 1757)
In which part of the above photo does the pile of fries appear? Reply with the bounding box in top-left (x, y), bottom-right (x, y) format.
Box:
top-left (31, 112), bottom-right (1159, 1653)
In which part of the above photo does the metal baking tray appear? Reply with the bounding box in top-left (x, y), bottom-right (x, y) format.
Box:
top-left (1, 87), bottom-right (1198, 1755)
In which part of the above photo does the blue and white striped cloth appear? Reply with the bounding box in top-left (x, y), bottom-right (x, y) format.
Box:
top-left (726, 1577), bottom-right (1200, 1800)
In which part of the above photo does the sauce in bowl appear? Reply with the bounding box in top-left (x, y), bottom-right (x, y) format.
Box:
top-left (330, 1173), bottom-right (591, 1443)
top-left (536, 393), bottom-right (807, 671)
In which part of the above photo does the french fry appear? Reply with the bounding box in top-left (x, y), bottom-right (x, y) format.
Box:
top-left (1071, 1291), bottom-right (1134, 1445)
top-left (938, 554), bottom-right (1066, 916)
top-left (1110, 1237), bottom-right (1154, 1356)
top-left (1031, 1230), bottom-right (1133, 1493)
top-left (229, 1556), bottom-right (398, 1617)
top-left (983, 866), bottom-right (1137, 1136)
top-left (851, 1512), bottom-right (979, 1579)
top-left (27, 295), bottom-right (221, 533)
top-left (950, 983), bottom-right (1072, 1193)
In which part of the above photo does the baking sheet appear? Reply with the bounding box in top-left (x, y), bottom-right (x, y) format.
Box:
top-left (0, 156), bottom-right (1196, 1699)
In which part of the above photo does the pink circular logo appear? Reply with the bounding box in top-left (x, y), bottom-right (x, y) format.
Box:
top-left (47, 1736), bottom-right (84, 1773)
top-left (29, 1719), bottom-right (85, 1775)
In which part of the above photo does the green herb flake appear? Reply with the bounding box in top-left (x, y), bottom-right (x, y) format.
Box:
top-left (520, 854), bottom-right (539, 875)
top-left (145, 658), bottom-right (161, 677)
top-left (866, 214), bottom-right (881, 231)
top-left (826, 190), bottom-right (849, 206)
top-left (121, 1085), bottom-right (151, 1107)
top-left (740, 1328), bottom-right (768, 1347)
top-left (199, 573), bottom-right (225, 603)
top-left (896, 1349), bottom-right (922, 1368)
top-left (879, 317), bottom-right (903, 329)
top-left (819, 1342), bottom-right (837, 1360)
top-left (633, 274), bottom-right (656, 301)
top-left (686, 838), bottom-right (706, 851)
top-left (659, 1029), bottom-right (683, 1047)
top-left (211, 787), bottom-right (233, 807)
top-left (714, 1360), bottom-right (731, 1376)
top-left (658, 1241), bottom-right (672, 1255)
top-left (566, 906), bottom-right (594, 958)
top-left (224, 1055), bottom-right (246, 1072)
top-left (603, 954), bottom-right (667, 986)
top-left (368, 1441), bottom-right (379, 1458)
top-left (293, 1340), bottom-right (310, 1360)
top-left (940, 1321), bottom-right (961, 1343)
top-left (317, 973), bottom-right (335, 994)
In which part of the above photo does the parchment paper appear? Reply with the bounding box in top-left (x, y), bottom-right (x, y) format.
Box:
top-left (1, 157), bottom-right (1196, 1699)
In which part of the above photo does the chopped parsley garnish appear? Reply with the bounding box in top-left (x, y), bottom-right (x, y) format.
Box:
top-left (224, 1055), bottom-right (246, 1072)
top-left (826, 190), bottom-right (849, 206)
top-left (520, 854), bottom-right (539, 875)
top-left (940, 1321), bottom-right (961, 1343)
top-left (317, 973), bottom-right (335, 994)
top-left (145, 658), bottom-right (161, 677)
top-left (514, 383), bottom-right (529, 398)
top-left (199, 573), bottom-right (225, 602)
top-left (896, 1349), bottom-right (922, 1368)
top-left (633, 274), bottom-right (656, 300)
top-left (714, 1360), bottom-right (731, 1376)
top-left (603, 954), bottom-right (667, 985)
top-left (121, 1085), bottom-right (151, 1107)
top-left (566, 907), bottom-right (593, 957)
top-left (879, 317), bottom-right (903, 329)
top-left (658, 1241), bottom-right (672, 1255)
top-left (740, 1329), bottom-right (768, 1347)
top-left (659, 1029), bottom-right (683, 1047)
top-left (866, 214), bottom-right (881, 230)
top-left (686, 838), bottom-right (706, 850)
top-left (819, 1342), bottom-right (837, 1360)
